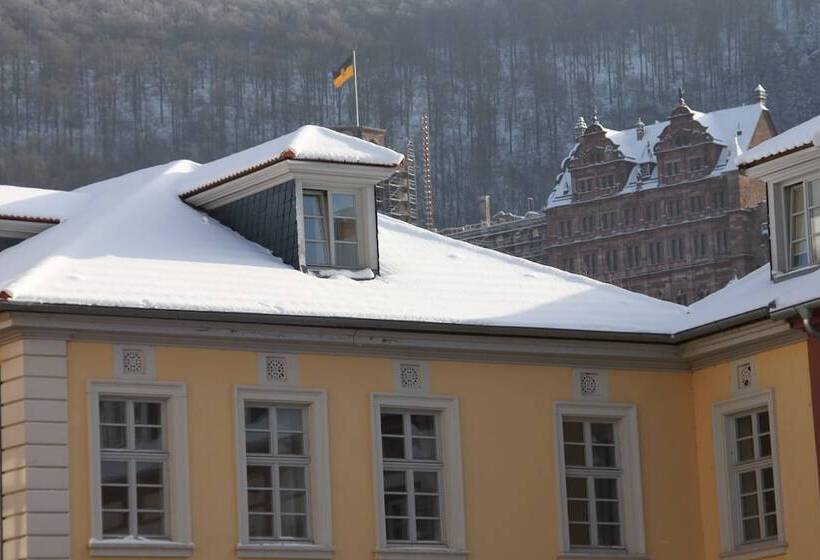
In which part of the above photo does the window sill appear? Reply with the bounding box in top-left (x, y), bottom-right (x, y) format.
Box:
top-left (772, 264), bottom-right (819, 283)
top-left (375, 547), bottom-right (468, 560)
top-left (557, 552), bottom-right (647, 560)
top-left (309, 267), bottom-right (375, 280)
top-left (719, 541), bottom-right (787, 560)
top-left (237, 543), bottom-right (334, 559)
top-left (89, 539), bottom-right (194, 557)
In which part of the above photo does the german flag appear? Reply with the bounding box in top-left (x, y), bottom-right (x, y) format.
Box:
top-left (332, 55), bottom-right (355, 89)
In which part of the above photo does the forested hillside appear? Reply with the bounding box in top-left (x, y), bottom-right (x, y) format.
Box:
top-left (0, 0), bottom-right (818, 226)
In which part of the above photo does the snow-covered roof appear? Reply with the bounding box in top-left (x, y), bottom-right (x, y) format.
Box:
top-left (179, 125), bottom-right (403, 198)
top-left (0, 124), bottom-right (817, 338)
top-left (0, 186), bottom-right (86, 223)
top-left (547, 103), bottom-right (767, 208)
top-left (738, 114), bottom-right (820, 167)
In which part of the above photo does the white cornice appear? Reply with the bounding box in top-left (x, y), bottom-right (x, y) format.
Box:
top-left (743, 146), bottom-right (819, 182)
top-left (0, 218), bottom-right (54, 239)
top-left (184, 160), bottom-right (396, 210)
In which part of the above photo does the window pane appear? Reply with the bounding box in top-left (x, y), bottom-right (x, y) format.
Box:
top-left (594, 478), bottom-right (618, 500)
top-left (332, 193), bottom-right (357, 218)
top-left (743, 518), bottom-right (761, 542)
top-left (280, 466), bottom-right (306, 490)
top-left (737, 439), bottom-right (755, 462)
top-left (281, 514), bottom-right (308, 539)
top-left (791, 213), bottom-right (806, 239)
top-left (792, 241), bottom-right (809, 268)
top-left (759, 435), bottom-right (772, 457)
top-left (303, 193), bottom-right (324, 216)
top-left (384, 493), bottom-right (408, 516)
top-left (304, 217), bottom-right (327, 240)
top-left (280, 490), bottom-right (307, 514)
top-left (569, 523), bottom-right (591, 546)
top-left (592, 445), bottom-right (616, 467)
top-left (306, 241), bottom-right (329, 266)
top-left (596, 501), bottom-right (619, 523)
top-left (381, 413), bottom-right (404, 435)
top-left (791, 185), bottom-right (805, 213)
top-left (762, 467), bottom-right (774, 490)
top-left (100, 400), bottom-right (126, 424)
top-left (757, 411), bottom-right (770, 434)
top-left (412, 438), bottom-right (437, 460)
top-left (247, 465), bottom-right (272, 488)
top-left (411, 415), bottom-right (436, 437)
top-left (386, 518), bottom-right (409, 541)
top-left (136, 462), bottom-right (163, 485)
top-left (567, 500), bottom-right (589, 522)
top-left (101, 486), bottom-right (129, 509)
top-left (102, 511), bottom-right (129, 536)
top-left (137, 486), bottom-right (164, 510)
top-left (334, 218), bottom-right (357, 242)
top-left (598, 524), bottom-right (621, 546)
top-left (248, 490), bottom-right (273, 513)
top-left (334, 242), bottom-right (358, 268)
top-left (763, 490), bottom-right (777, 514)
top-left (245, 407), bottom-right (269, 430)
top-left (249, 514), bottom-right (274, 537)
top-left (809, 180), bottom-right (820, 206)
top-left (563, 421), bottom-right (584, 443)
top-left (383, 470), bottom-right (407, 493)
top-left (277, 433), bottom-right (304, 455)
top-left (765, 514), bottom-right (778, 538)
top-left (382, 436), bottom-right (405, 459)
top-left (134, 427), bottom-right (163, 450)
top-left (416, 518), bottom-right (441, 542)
top-left (134, 402), bottom-right (161, 426)
top-left (277, 408), bottom-right (303, 432)
top-left (246, 430), bottom-right (271, 455)
top-left (101, 461), bottom-right (128, 485)
top-left (413, 471), bottom-right (439, 494)
top-left (415, 495), bottom-right (440, 518)
top-left (100, 426), bottom-right (127, 449)
top-left (566, 477), bottom-right (587, 499)
top-left (591, 423), bottom-right (614, 444)
top-left (740, 471), bottom-right (757, 494)
top-left (741, 494), bottom-right (759, 517)
top-left (564, 444), bottom-right (586, 467)
top-left (736, 415), bottom-right (753, 438)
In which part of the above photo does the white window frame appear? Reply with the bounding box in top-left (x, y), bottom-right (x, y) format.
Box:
top-left (234, 386), bottom-right (333, 559)
top-left (87, 380), bottom-right (193, 557)
top-left (554, 402), bottom-right (646, 557)
top-left (712, 389), bottom-right (787, 559)
top-left (784, 179), bottom-right (820, 271)
top-left (371, 393), bottom-right (466, 560)
top-left (296, 182), bottom-right (378, 271)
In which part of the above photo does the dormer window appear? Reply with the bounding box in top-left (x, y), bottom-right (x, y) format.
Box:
top-left (786, 180), bottom-right (819, 270)
top-left (303, 190), bottom-right (360, 268)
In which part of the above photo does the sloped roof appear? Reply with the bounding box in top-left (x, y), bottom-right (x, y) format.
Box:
top-left (0, 185), bottom-right (86, 223)
top-left (0, 124), bottom-right (816, 338)
top-left (738, 114), bottom-right (820, 167)
top-left (179, 125), bottom-right (404, 198)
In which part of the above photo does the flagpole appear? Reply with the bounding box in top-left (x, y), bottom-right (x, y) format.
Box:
top-left (352, 50), bottom-right (360, 126)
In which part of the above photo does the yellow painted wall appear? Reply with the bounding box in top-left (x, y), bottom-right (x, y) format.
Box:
top-left (692, 341), bottom-right (820, 560)
top-left (66, 342), bottom-right (707, 560)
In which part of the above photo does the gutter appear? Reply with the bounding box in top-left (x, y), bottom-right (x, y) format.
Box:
top-left (770, 297), bottom-right (820, 339)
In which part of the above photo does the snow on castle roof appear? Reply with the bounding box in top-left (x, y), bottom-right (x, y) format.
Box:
top-left (738, 114), bottom-right (820, 167)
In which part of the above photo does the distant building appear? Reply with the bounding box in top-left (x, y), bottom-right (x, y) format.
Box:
top-left (446, 87), bottom-right (776, 304)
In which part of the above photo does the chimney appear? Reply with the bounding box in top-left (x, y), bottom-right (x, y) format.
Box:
top-left (753, 84), bottom-right (767, 106)
top-left (636, 117), bottom-right (645, 141)
top-left (574, 116), bottom-right (587, 141)
top-left (479, 195), bottom-right (491, 226)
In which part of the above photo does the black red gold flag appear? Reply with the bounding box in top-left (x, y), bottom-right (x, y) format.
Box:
top-left (332, 56), bottom-right (355, 89)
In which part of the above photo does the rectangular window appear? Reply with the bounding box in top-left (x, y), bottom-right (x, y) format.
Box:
top-left (605, 249), bottom-right (619, 273)
top-left (556, 402), bottom-right (645, 556)
top-left (89, 382), bottom-right (192, 557)
top-left (693, 233), bottom-right (708, 258)
top-left (380, 412), bottom-right (443, 544)
top-left (626, 245), bottom-right (640, 269)
top-left (669, 238), bottom-right (684, 261)
top-left (786, 181), bottom-right (820, 269)
top-left (713, 390), bottom-right (784, 556)
top-left (235, 387), bottom-right (333, 556)
top-left (562, 256), bottom-right (576, 273)
top-left (302, 190), bottom-right (360, 268)
top-left (715, 230), bottom-right (729, 255)
top-left (99, 399), bottom-right (168, 539)
top-left (244, 405), bottom-right (310, 541)
top-left (373, 394), bottom-right (466, 557)
top-left (712, 189), bottom-right (727, 209)
top-left (648, 241), bottom-right (664, 265)
top-left (583, 253), bottom-right (598, 275)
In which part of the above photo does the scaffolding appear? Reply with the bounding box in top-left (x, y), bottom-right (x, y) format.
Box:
top-left (422, 114), bottom-right (434, 230)
top-left (376, 140), bottom-right (418, 223)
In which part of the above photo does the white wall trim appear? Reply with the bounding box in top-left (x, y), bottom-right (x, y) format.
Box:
top-left (233, 385), bottom-right (333, 555)
top-left (711, 389), bottom-right (786, 556)
top-left (86, 380), bottom-right (192, 556)
top-left (553, 401), bottom-right (646, 555)
top-left (370, 393), bottom-right (467, 560)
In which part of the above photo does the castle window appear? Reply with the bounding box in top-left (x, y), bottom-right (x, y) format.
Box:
top-left (669, 238), bottom-right (685, 261)
top-left (605, 249), bottom-right (619, 272)
top-left (583, 253), bottom-right (598, 275)
top-left (690, 195), bottom-right (705, 213)
top-left (647, 241), bottom-right (664, 265)
top-left (693, 233), bottom-right (708, 258)
top-left (715, 230), bottom-right (729, 255)
top-left (626, 245), bottom-right (641, 269)
top-left (712, 189), bottom-right (727, 209)
top-left (689, 157), bottom-right (703, 171)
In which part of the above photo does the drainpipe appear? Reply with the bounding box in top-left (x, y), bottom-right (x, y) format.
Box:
top-left (798, 306), bottom-right (820, 338)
